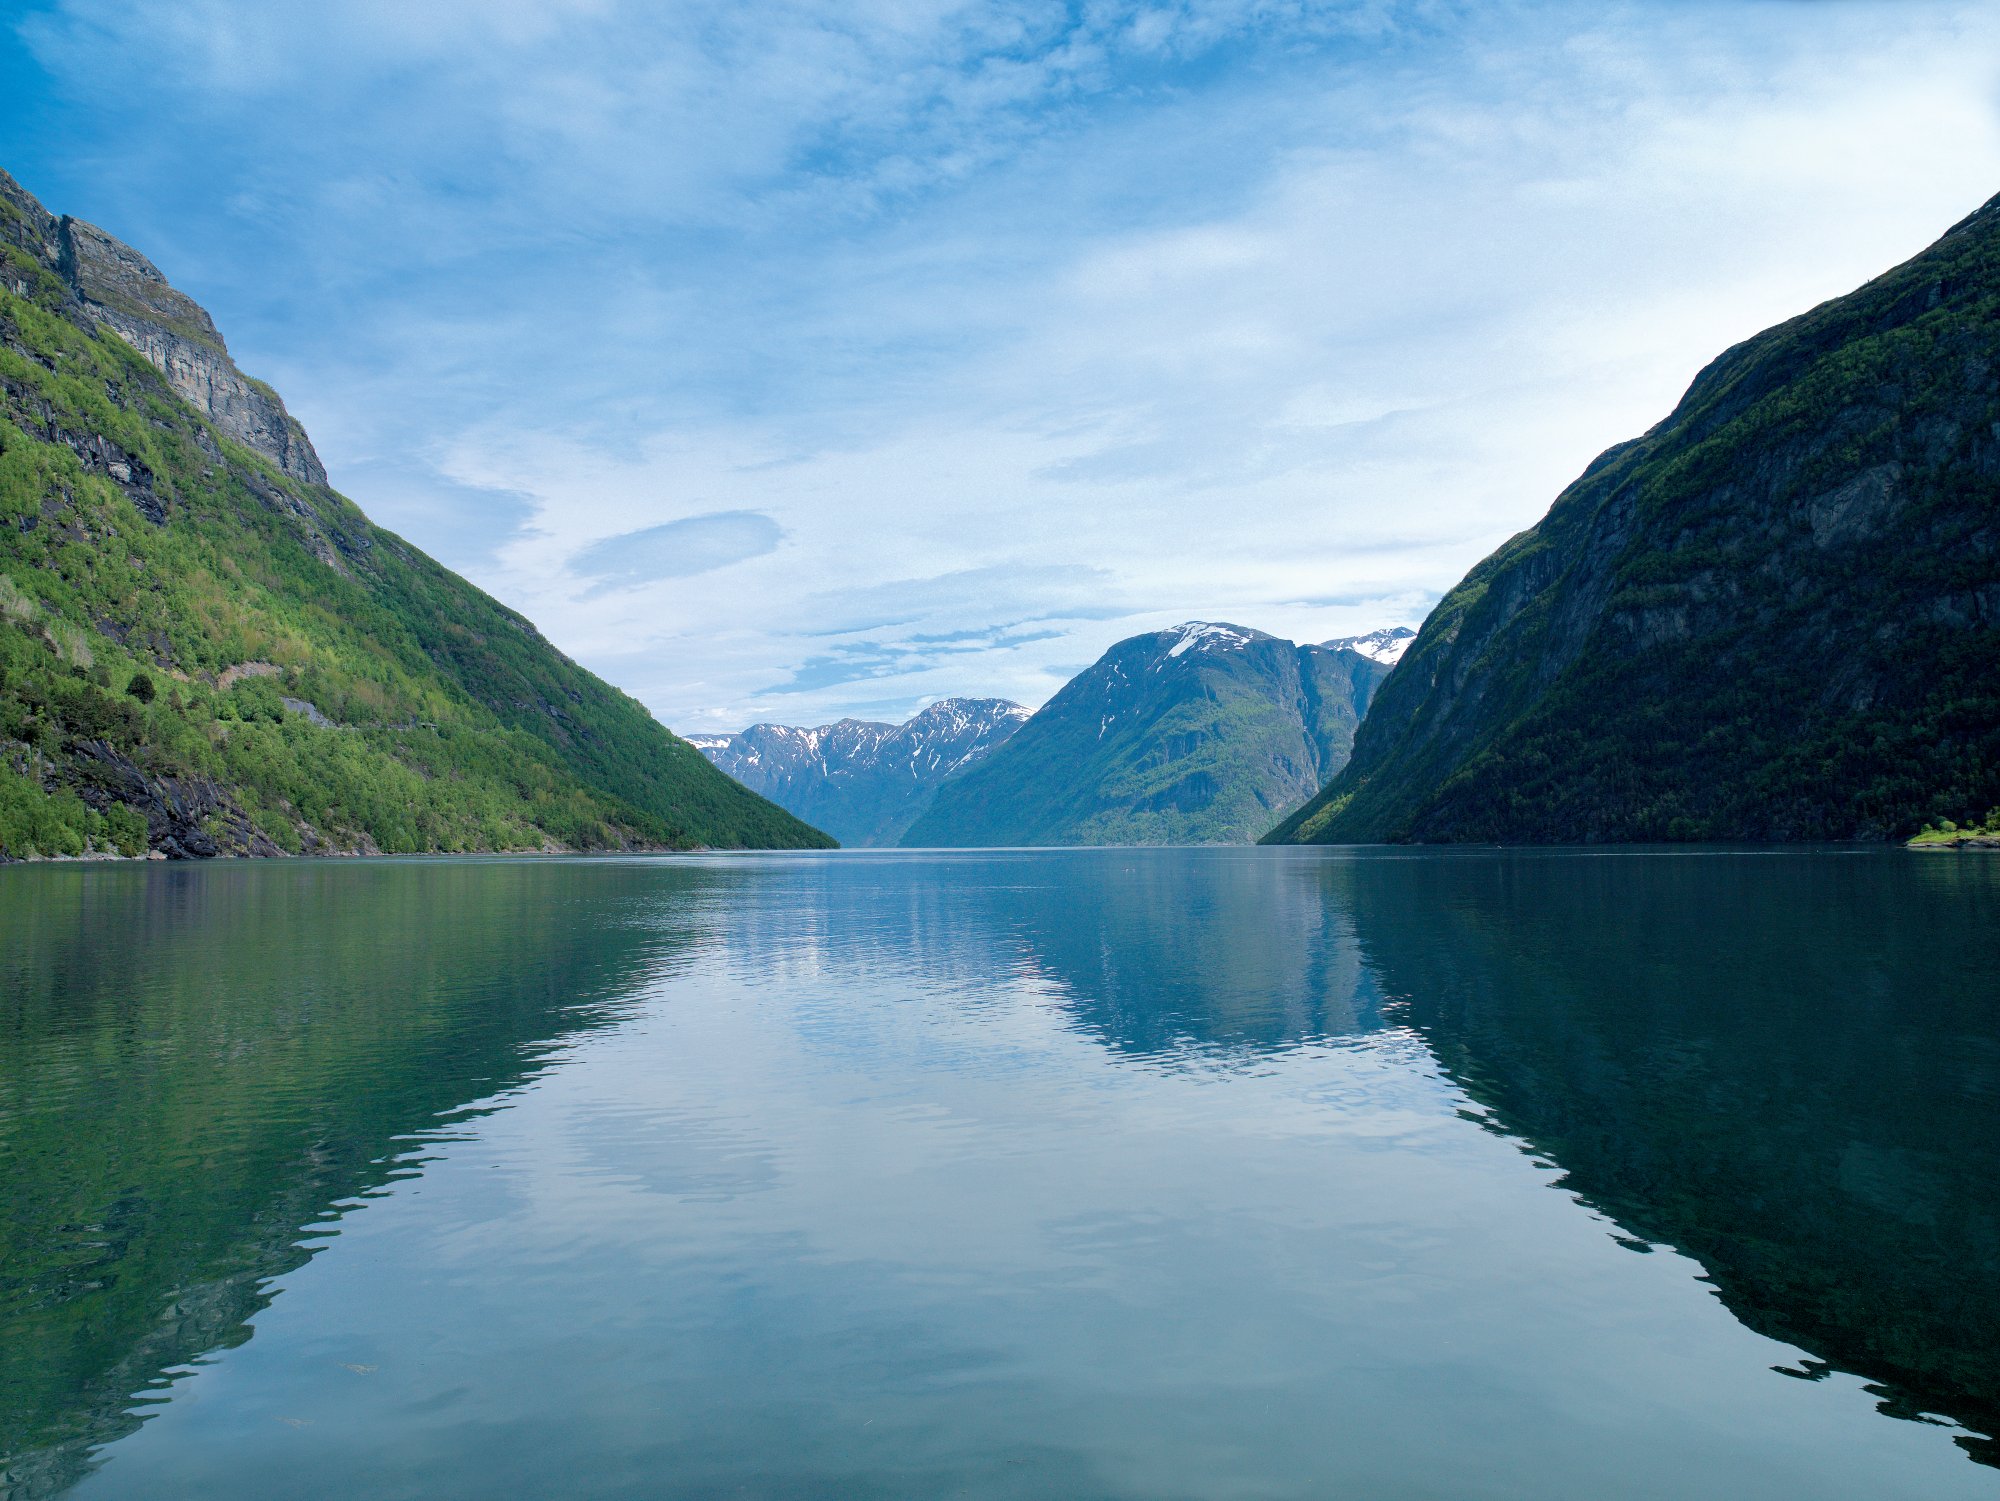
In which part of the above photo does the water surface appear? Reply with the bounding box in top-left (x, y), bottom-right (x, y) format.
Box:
top-left (1, 847), bottom-right (1995, 1498)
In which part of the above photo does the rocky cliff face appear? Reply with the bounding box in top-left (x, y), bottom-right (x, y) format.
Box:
top-left (902, 623), bottom-right (1392, 846)
top-left (1, 169), bottom-right (325, 485)
top-left (692, 697), bottom-right (1030, 846)
top-left (1269, 191), bottom-right (2000, 845)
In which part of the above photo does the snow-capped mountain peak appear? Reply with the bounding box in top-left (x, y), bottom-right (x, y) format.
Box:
top-left (1163, 622), bottom-right (1260, 659)
top-left (1323, 626), bottom-right (1416, 666)
top-left (910, 697), bottom-right (1034, 736)
top-left (686, 697), bottom-right (1032, 845)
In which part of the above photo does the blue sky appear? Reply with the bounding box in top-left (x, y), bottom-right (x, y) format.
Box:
top-left (6, 1), bottom-right (2000, 731)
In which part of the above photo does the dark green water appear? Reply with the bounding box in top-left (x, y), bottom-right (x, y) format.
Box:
top-left (1, 847), bottom-right (1994, 1498)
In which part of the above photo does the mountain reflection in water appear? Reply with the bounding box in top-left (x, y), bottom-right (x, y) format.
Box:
top-left (983, 847), bottom-right (2000, 1462)
top-left (1332, 848), bottom-right (2000, 1465)
top-left (2, 848), bottom-right (1995, 1498)
top-left (703, 845), bottom-right (2000, 1463)
top-left (0, 859), bottom-right (727, 1498)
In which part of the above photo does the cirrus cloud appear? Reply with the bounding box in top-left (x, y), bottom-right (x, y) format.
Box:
top-left (570, 511), bottom-right (785, 594)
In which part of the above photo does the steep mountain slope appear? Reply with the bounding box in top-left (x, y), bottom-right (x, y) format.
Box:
top-left (690, 697), bottom-right (1029, 846)
top-left (1270, 191), bottom-right (2000, 845)
top-left (0, 168), bottom-right (830, 856)
top-left (901, 623), bottom-right (1391, 846)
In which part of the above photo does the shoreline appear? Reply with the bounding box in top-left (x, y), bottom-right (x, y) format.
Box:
top-left (0, 842), bottom-right (731, 865)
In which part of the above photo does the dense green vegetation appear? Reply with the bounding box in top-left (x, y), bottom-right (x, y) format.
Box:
top-left (1271, 190), bottom-right (2000, 845)
top-left (1910, 813), bottom-right (2000, 846)
top-left (0, 180), bottom-right (829, 857)
top-left (904, 626), bottom-right (1387, 846)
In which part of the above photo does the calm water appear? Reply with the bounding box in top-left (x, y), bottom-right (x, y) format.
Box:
top-left (1, 847), bottom-right (1996, 1499)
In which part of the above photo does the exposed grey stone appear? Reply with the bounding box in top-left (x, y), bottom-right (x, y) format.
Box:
top-left (59, 218), bottom-right (328, 486)
top-left (0, 167), bottom-right (326, 487)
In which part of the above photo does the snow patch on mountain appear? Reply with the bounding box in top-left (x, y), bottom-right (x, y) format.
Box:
top-left (687, 697), bottom-right (1032, 845)
top-left (1165, 622), bottom-right (1259, 658)
top-left (901, 619), bottom-right (1400, 847)
top-left (1323, 626), bottom-right (1416, 666)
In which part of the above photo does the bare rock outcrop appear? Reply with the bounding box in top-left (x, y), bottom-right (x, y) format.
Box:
top-left (0, 167), bottom-right (326, 485)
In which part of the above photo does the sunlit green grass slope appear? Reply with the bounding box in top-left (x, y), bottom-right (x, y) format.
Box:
top-left (0, 174), bottom-right (831, 856)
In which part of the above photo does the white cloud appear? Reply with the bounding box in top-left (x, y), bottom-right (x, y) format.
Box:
top-left (10, 0), bottom-right (2000, 731)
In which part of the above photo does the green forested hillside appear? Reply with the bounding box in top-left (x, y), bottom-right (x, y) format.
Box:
top-left (0, 169), bottom-right (830, 856)
top-left (1270, 190), bottom-right (2000, 845)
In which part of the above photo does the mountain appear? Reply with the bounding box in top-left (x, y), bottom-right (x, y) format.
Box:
top-left (0, 168), bottom-right (831, 857)
top-left (900, 623), bottom-right (1392, 846)
top-left (689, 697), bottom-right (1029, 847)
top-left (1269, 190), bottom-right (2000, 846)
top-left (1323, 626), bottom-right (1415, 666)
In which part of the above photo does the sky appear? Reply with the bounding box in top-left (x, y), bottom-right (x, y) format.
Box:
top-left (5, 1), bottom-right (2000, 733)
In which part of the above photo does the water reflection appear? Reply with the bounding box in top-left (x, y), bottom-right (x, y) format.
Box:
top-left (4, 848), bottom-right (1997, 1497)
top-left (0, 859), bottom-right (726, 1498)
top-left (991, 849), bottom-right (1386, 1056)
top-left (711, 849), bottom-right (1389, 1059)
top-left (1327, 848), bottom-right (2000, 1465)
top-left (865, 847), bottom-right (2000, 1466)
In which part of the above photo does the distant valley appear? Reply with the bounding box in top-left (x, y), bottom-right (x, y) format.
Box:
top-left (10, 136), bottom-right (1993, 860)
top-left (697, 625), bottom-right (1410, 847)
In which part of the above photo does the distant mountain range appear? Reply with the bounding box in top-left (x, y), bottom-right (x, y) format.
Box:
top-left (1270, 189), bottom-right (2000, 845)
top-left (900, 623), bottom-right (1393, 846)
top-left (689, 698), bottom-right (1030, 847)
top-left (0, 168), bottom-right (830, 857)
